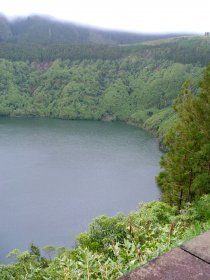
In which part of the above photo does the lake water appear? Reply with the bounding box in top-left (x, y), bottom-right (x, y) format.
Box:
top-left (0, 118), bottom-right (161, 263)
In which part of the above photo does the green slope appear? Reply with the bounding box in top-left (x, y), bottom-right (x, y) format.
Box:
top-left (0, 57), bottom-right (204, 140)
top-left (0, 16), bottom-right (208, 135)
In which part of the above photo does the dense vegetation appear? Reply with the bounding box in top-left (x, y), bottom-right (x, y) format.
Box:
top-left (0, 14), bottom-right (185, 63)
top-left (0, 17), bottom-right (209, 146)
top-left (0, 15), bottom-right (210, 279)
top-left (0, 196), bottom-right (210, 279)
top-left (1, 36), bottom-right (210, 142)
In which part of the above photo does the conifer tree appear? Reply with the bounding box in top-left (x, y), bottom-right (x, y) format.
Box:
top-left (157, 65), bottom-right (210, 208)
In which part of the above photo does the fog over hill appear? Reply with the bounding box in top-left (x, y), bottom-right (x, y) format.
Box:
top-left (0, 14), bottom-right (191, 45)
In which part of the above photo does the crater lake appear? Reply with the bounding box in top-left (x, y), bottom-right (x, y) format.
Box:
top-left (0, 118), bottom-right (161, 262)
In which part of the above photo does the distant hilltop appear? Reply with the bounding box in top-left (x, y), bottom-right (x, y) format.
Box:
top-left (0, 14), bottom-right (194, 45)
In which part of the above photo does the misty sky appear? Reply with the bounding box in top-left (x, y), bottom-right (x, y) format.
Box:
top-left (0, 0), bottom-right (209, 33)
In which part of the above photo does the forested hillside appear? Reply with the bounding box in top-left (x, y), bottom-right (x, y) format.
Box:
top-left (0, 17), bottom-right (209, 142)
top-left (0, 57), bottom-right (203, 138)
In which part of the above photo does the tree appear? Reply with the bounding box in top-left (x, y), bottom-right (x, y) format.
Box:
top-left (157, 65), bottom-right (210, 208)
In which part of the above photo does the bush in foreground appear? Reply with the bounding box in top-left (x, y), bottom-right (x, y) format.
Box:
top-left (1, 196), bottom-right (209, 279)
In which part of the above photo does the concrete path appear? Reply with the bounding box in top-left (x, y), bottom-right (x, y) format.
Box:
top-left (118, 230), bottom-right (210, 280)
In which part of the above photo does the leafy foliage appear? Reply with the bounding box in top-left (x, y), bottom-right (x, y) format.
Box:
top-left (0, 23), bottom-right (208, 143)
top-left (0, 56), bottom-right (204, 142)
top-left (1, 197), bottom-right (209, 279)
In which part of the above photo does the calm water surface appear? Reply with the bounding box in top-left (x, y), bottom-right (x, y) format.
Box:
top-left (0, 118), bottom-right (161, 262)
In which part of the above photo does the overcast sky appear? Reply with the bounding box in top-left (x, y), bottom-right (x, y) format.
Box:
top-left (0, 0), bottom-right (209, 33)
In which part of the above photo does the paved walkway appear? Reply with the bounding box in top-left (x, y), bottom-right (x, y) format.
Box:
top-left (118, 230), bottom-right (210, 280)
